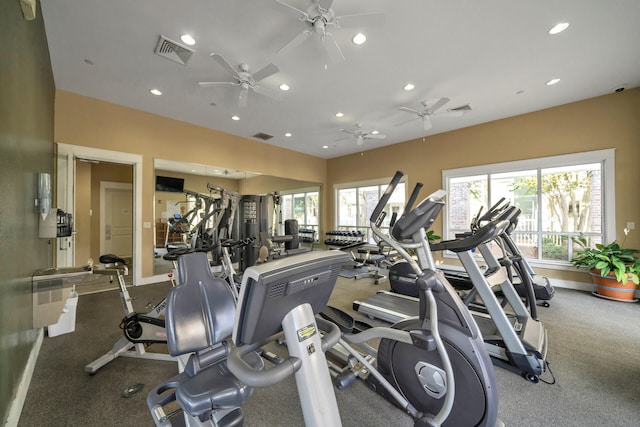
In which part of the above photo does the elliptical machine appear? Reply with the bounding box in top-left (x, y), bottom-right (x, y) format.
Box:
top-left (227, 171), bottom-right (501, 427)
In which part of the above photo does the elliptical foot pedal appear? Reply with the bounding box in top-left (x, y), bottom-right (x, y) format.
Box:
top-left (319, 306), bottom-right (354, 333)
top-left (353, 320), bottom-right (373, 333)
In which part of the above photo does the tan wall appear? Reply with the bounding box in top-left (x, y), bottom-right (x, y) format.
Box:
top-left (55, 89), bottom-right (639, 282)
top-left (55, 90), bottom-right (328, 277)
top-left (327, 88), bottom-right (640, 283)
top-left (74, 161), bottom-right (91, 264)
top-left (89, 163), bottom-right (133, 260)
top-left (243, 175), bottom-right (319, 195)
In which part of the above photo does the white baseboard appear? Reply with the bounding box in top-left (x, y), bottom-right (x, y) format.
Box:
top-left (547, 278), bottom-right (640, 298)
top-left (4, 328), bottom-right (44, 427)
top-left (551, 278), bottom-right (594, 292)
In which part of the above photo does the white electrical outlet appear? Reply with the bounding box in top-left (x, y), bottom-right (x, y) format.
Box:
top-left (143, 221), bottom-right (152, 229)
top-left (627, 222), bottom-right (635, 231)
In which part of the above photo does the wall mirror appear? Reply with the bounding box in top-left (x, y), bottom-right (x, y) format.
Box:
top-left (153, 158), bottom-right (321, 278)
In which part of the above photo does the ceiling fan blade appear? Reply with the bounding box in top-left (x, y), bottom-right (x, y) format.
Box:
top-left (238, 86), bottom-right (248, 108)
top-left (211, 53), bottom-right (238, 78)
top-left (253, 84), bottom-right (283, 101)
top-left (339, 129), bottom-right (354, 134)
top-left (399, 107), bottom-right (421, 115)
top-left (336, 12), bottom-right (385, 28)
top-left (423, 115), bottom-right (433, 130)
top-left (252, 63), bottom-right (279, 82)
top-left (335, 136), bottom-right (352, 142)
top-left (324, 32), bottom-right (345, 63)
top-left (427, 97), bottom-right (450, 114)
top-left (395, 117), bottom-right (420, 127)
top-left (357, 135), bottom-right (364, 146)
top-left (274, 0), bottom-right (309, 18)
top-left (366, 134), bottom-right (386, 139)
top-left (318, 0), bottom-right (334, 10)
top-left (198, 81), bottom-right (237, 87)
top-left (437, 110), bottom-right (465, 118)
top-left (275, 30), bottom-right (313, 58)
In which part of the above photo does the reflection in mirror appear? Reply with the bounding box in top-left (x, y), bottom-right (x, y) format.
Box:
top-left (152, 159), bottom-right (321, 278)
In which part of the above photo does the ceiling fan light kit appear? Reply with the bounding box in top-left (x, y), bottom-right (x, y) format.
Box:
top-left (337, 123), bottom-right (386, 146)
top-left (275, 0), bottom-right (384, 64)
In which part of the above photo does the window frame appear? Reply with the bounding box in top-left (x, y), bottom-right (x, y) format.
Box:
top-left (334, 176), bottom-right (408, 243)
top-left (279, 186), bottom-right (321, 241)
top-left (442, 149), bottom-right (616, 269)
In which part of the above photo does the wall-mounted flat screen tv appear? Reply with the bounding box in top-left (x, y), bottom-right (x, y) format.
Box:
top-left (155, 175), bottom-right (184, 193)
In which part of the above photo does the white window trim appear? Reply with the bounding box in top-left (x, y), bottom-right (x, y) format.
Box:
top-left (442, 149), bottom-right (616, 268)
top-left (279, 187), bottom-right (321, 238)
top-left (333, 175), bottom-right (408, 229)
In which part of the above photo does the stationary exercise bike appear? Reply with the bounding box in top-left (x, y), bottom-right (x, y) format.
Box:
top-left (85, 254), bottom-right (175, 374)
top-left (227, 171), bottom-right (501, 427)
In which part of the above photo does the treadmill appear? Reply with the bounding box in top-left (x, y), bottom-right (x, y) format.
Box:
top-left (354, 213), bottom-right (549, 382)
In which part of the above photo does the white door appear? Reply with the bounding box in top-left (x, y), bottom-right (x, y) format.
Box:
top-left (101, 182), bottom-right (133, 258)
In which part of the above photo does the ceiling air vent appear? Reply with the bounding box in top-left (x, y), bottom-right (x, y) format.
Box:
top-left (154, 35), bottom-right (194, 66)
top-left (252, 132), bottom-right (274, 141)
top-left (449, 104), bottom-right (472, 112)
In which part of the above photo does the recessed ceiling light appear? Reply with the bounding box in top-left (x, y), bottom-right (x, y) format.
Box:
top-left (279, 83), bottom-right (290, 91)
top-left (322, 145), bottom-right (329, 149)
top-left (371, 130), bottom-right (379, 135)
top-left (403, 83), bottom-right (415, 91)
top-left (231, 115), bottom-right (240, 121)
top-left (285, 132), bottom-right (292, 137)
top-left (191, 169), bottom-right (196, 173)
top-left (335, 112), bottom-right (344, 118)
top-left (352, 33), bottom-right (367, 45)
top-left (546, 78), bottom-right (561, 86)
top-left (180, 34), bottom-right (196, 46)
top-left (548, 22), bottom-right (570, 35)
top-left (149, 89), bottom-right (162, 96)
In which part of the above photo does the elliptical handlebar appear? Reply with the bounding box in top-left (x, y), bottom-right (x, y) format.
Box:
top-left (404, 182), bottom-right (424, 215)
top-left (370, 171), bottom-right (404, 223)
top-left (476, 197), bottom-right (509, 226)
top-left (227, 317), bottom-right (342, 388)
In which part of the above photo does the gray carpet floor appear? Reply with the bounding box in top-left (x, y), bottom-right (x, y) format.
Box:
top-left (18, 270), bottom-right (640, 426)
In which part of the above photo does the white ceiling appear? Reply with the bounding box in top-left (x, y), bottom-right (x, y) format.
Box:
top-left (41, 0), bottom-right (640, 159)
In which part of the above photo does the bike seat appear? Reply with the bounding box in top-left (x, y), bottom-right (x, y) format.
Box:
top-left (99, 254), bottom-right (128, 265)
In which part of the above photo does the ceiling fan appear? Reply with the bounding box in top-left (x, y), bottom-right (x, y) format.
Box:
top-left (198, 53), bottom-right (281, 108)
top-left (337, 124), bottom-right (386, 146)
top-left (397, 97), bottom-right (464, 130)
top-left (274, 0), bottom-right (384, 63)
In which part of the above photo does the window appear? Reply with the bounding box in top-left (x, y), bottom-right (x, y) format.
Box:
top-left (335, 179), bottom-right (406, 243)
top-left (279, 188), bottom-right (320, 241)
top-left (443, 149), bottom-right (615, 266)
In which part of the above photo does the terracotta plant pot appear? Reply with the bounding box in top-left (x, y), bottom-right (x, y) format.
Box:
top-left (589, 269), bottom-right (638, 302)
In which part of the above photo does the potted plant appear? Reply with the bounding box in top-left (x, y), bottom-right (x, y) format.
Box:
top-left (571, 228), bottom-right (640, 302)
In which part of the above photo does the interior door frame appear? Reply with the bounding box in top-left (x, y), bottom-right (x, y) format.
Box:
top-left (99, 181), bottom-right (133, 257)
top-left (57, 143), bottom-right (144, 285)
